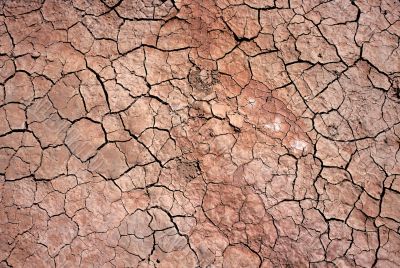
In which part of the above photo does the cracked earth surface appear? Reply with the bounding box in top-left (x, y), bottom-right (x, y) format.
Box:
top-left (0, 0), bottom-right (400, 267)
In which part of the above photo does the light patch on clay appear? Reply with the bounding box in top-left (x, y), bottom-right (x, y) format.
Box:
top-left (291, 140), bottom-right (307, 150)
top-left (248, 98), bottom-right (256, 106)
top-left (265, 118), bottom-right (281, 132)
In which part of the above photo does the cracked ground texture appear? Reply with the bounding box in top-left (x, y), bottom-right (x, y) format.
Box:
top-left (0, 0), bottom-right (400, 267)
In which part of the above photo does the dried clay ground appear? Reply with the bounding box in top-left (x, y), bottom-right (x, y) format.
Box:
top-left (0, 0), bottom-right (400, 267)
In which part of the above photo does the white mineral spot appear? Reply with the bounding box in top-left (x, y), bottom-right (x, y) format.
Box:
top-left (292, 140), bottom-right (307, 150)
top-left (264, 118), bottom-right (281, 132)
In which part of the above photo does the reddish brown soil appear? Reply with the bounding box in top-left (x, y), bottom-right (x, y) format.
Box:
top-left (1, 0), bottom-right (400, 267)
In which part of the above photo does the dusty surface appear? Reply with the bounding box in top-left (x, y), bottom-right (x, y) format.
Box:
top-left (0, 0), bottom-right (400, 267)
